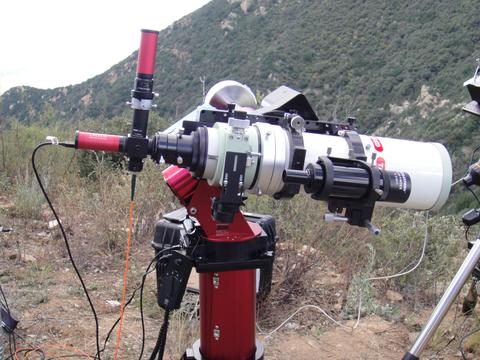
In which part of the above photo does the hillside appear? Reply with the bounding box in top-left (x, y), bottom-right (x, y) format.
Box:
top-left (1, 0), bottom-right (479, 164)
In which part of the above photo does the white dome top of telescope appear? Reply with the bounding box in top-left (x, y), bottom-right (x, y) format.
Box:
top-left (204, 80), bottom-right (257, 111)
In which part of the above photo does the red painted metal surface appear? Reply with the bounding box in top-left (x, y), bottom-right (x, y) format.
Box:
top-left (188, 181), bottom-right (260, 359)
top-left (163, 167), bottom-right (260, 359)
top-left (187, 180), bottom-right (261, 242)
top-left (75, 131), bottom-right (124, 153)
top-left (137, 30), bottom-right (159, 75)
top-left (162, 166), bottom-right (199, 206)
top-left (200, 270), bottom-right (257, 360)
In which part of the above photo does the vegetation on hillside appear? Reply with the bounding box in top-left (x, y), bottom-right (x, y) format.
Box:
top-left (1, 0), bottom-right (480, 210)
top-left (1, 1), bottom-right (480, 356)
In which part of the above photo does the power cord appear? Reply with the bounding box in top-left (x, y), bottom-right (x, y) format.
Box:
top-left (32, 139), bottom-right (181, 360)
top-left (1, 283), bottom-right (17, 356)
top-left (257, 301), bottom-right (362, 340)
top-left (32, 141), bottom-right (101, 360)
top-left (138, 246), bottom-right (180, 360)
top-left (148, 310), bottom-right (170, 360)
top-left (258, 211), bottom-right (430, 340)
top-left (112, 175), bottom-right (136, 360)
top-left (367, 211), bottom-right (429, 281)
top-left (98, 246), bottom-right (178, 360)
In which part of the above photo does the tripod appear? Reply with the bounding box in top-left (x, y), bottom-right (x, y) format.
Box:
top-left (404, 221), bottom-right (480, 359)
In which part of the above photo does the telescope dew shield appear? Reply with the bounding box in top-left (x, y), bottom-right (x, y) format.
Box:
top-left (137, 29), bottom-right (158, 76)
top-left (297, 132), bottom-right (451, 211)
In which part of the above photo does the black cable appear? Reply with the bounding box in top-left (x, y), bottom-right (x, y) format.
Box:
top-left (12, 331), bottom-right (17, 353)
top-left (467, 186), bottom-right (480, 205)
top-left (4, 348), bottom-right (46, 360)
top-left (0, 284), bottom-right (10, 311)
top-left (32, 141), bottom-right (180, 360)
top-left (8, 333), bottom-right (13, 358)
top-left (155, 310), bottom-right (170, 360)
top-left (138, 247), bottom-right (179, 360)
top-left (465, 226), bottom-right (471, 241)
top-left (96, 247), bottom-right (176, 360)
top-left (452, 145), bottom-right (480, 186)
top-left (98, 291), bottom-right (138, 356)
top-left (460, 325), bottom-right (480, 360)
top-left (131, 174), bottom-right (137, 201)
top-left (148, 310), bottom-right (170, 360)
top-left (32, 142), bottom-right (101, 360)
top-left (468, 145), bottom-right (480, 169)
top-left (1, 284), bottom-right (17, 353)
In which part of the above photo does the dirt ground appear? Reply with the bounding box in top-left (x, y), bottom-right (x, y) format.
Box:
top-left (0, 212), bottom-right (477, 359)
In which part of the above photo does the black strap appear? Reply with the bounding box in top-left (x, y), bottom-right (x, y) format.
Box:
top-left (343, 131), bottom-right (367, 161)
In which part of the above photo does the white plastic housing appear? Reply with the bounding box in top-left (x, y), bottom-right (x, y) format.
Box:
top-left (302, 132), bottom-right (452, 211)
top-left (203, 122), bottom-right (452, 212)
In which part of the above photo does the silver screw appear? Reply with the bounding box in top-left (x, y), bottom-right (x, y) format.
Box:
top-left (190, 207), bottom-right (197, 215)
top-left (213, 326), bottom-right (220, 340)
top-left (177, 156), bottom-right (183, 164)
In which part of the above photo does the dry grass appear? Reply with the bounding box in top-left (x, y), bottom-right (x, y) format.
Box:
top-left (0, 125), bottom-right (472, 359)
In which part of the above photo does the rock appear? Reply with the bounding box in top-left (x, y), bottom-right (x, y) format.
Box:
top-left (106, 300), bottom-right (121, 308)
top-left (285, 322), bottom-right (300, 330)
top-left (386, 290), bottom-right (403, 302)
top-left (22, 254), bottom-right (37, 263)
top-left (48, 220), bottom-right (59, 229)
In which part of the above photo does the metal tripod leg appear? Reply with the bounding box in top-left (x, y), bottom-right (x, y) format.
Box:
top-left (403, 238), bottom-right (480, 360)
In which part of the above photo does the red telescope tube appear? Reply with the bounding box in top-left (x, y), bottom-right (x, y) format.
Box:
top-left (75, 131), bottom-right (125, 153)
top-left (137, 29), bottom-right (159, 76)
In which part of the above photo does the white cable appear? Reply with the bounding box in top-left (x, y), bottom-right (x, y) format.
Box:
top-left (452, 178), bottom-right (464, 187)
top-left (258, 211), bottom-right (429, 340)
top-left (366, 211), bottom-right (429, 281)
top-left (258, 297), bottom-right (362, 340)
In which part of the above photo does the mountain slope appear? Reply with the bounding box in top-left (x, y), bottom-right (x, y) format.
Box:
top-left (1, 0), bottom-right (479, 150)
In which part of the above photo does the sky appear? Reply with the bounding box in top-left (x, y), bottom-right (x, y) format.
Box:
top-left (0, 0), bottom-right (211, 95)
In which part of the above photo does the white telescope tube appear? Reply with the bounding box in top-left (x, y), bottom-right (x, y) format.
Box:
top-left (204, 122), bottom-right (452, 211)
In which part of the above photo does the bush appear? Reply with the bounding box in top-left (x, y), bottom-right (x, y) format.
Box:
top-left (13, 177), bottom-right (45, 219)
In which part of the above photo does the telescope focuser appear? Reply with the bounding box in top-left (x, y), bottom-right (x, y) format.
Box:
top-left (283, 156), bottom-right (411, 230)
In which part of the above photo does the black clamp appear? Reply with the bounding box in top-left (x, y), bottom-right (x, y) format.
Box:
top-left (274, 125), bottom-right (306, 199)
top-left (324, 157), bottom-right (382, 229)
top-left (342, 131), bottom-right (367, 161)
top-left (212, 151), bottom-right (248, 223)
